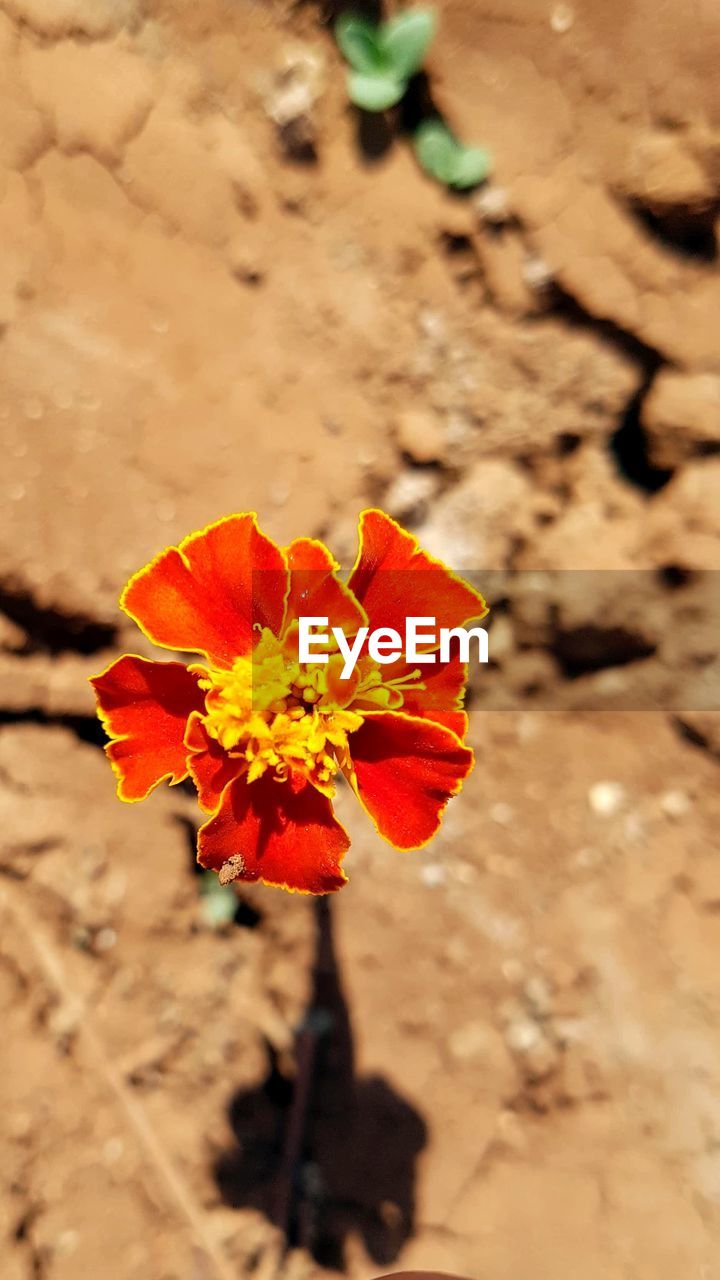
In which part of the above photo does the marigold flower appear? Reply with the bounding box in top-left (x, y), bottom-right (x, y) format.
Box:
top-left (91, 510), bottom-right (487, 894)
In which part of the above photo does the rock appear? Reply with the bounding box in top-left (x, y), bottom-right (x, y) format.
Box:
top-left (660, 789), bottom-right (692, 819)
top-left (588, 781), bottom-right (625, 817)
top-left (205, 114), bottom-right (267, 217)
top-left (487, 614), bottom-right (515, 660)
top-left (383, 469), bottom-right (439, 522)
top-left (0, 650), bottom-right (102, 717)
top-left (641, 460), bottom-right (720, 569)
top-left (226, 238), bottom-right (265, 286)
top-left (505, 1015), bottom-right (559, 1082)
top-left (0, 15), bottom-right (48, 171)
top-left (642, 370), bottom-right (720, 468)
top-left (615, 131), bottom-right (715, 215)
top-left (263, 45), bottom-right (325, 161)
top-left (522, 253), bottom-right (554, 292)
top-left (415, 459), bottom-right (535, 568)
top-left (473, 184), bottom-right (512, 226)
top-left (394, 408), bottom-right (446, 464)
top-left (513, 168), bottom-right (720, 370)
top-left (549, 3), bottom-right (574, 33)
top-left (524, 974), bottom-right (553, 1018)
top-left (420, 861), bottom-right (446, 888)
top-left (1, 0), bottom-right (138, 38)
top-left (473, 227), bottom-right (541, 315)
top-left (121, 102), bottom-right (251, 248)
top-left (521, 493), bottom-right (644, 570)
top-left (439, 316), bottom-right (639, 462)
top-left (21, 38), bottom-right (156, 164)
top-left (0, 81), bottom-right (46, 171)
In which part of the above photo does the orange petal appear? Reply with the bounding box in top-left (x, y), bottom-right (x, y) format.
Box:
top-left (184, 711), bottom-right (243, 814)
top-left (91, 655), bottom-right (204, 802)
top-left (347, 710), bottom-right (473, 850)
top-left (283, 537), bottom-right (367, 636)
top-left (388, 652), bottom-right (469, 738)
top-left (121, 514), bottom-right (288, 667)
top-left (348, 509), bottom-right (487, 641)
top-left (197, 775), bottom-right (349, 894)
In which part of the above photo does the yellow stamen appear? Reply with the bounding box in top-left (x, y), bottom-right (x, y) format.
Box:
top-left (190, 628), bottom-right (427, 795)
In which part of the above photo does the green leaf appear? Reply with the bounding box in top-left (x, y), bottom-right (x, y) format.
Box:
top-left (335, 14), bottom-right (385, 74)
top-left (347, 70), bottom-right (406, 112)
top-left (448, 145), bottom-right (492, 189)
top-left (199, 871), bottom-right (237, 929)
top-left (413, 118), bottom-right (460, 184)
top-left (414, 119), bottom-right (492, 189)
top-left (380, 8), bottom-right (436, 79)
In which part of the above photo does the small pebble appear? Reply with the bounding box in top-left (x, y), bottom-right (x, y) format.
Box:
top-left (421, 862), bottom-right (446, 888)
top-left (474, 185), bottom-right (511, 225)
top-left (505, 1016), bottom-right (538, 1054)
top-left (522, 254), bottom-right (554, 291)
top-left (505, 1016), bottom-right (558, 1080)
top-left (550, 3), bottom-right (574, 32)
top-left (417, 307), bottom-right (446, 347)
top-left (588, 781), bottom-right (625, 817)
top-left (394, 408), bottom-right (446, 465)
top-left (524, 974), bottom-right (552, 1017)
top-left (660, 789), bottom-right (692, 818)
top-left (383, 470), bottom-right (438, 521)
top-left (94, 927), bottom-right (117, 953)
top-left (488, 616), bottom-right (514, 660)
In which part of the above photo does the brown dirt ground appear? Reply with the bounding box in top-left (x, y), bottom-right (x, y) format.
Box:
top-left (1, 1), bottom-right (719, 1278)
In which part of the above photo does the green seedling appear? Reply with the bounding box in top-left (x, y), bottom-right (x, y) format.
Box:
top-left (413, 117), bottom-right (492, 189)
top-left (335, 9), bottom-right (436, 112)
top-left (199, 870), bottom-right (238, 929)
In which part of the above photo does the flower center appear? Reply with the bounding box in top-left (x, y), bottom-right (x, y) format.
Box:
top-left (191, 628), bottom-right (424, 796)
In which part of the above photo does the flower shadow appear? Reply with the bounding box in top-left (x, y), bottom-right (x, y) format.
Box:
top-left (213, 898), bottom-right (427, 1270)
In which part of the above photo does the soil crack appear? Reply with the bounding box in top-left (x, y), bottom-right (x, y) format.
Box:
top-left (0, 582), bottom-right (117, 655)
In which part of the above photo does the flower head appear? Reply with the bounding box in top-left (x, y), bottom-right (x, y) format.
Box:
top-left (91, 511), bottom-right (487, 894)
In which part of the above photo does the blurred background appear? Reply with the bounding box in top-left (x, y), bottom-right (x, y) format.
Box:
top-left (1, 0), bottom-right (719, 1277)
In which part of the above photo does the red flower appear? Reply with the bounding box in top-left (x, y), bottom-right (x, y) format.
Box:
top-left (91, 511), bottom-right (486, 894)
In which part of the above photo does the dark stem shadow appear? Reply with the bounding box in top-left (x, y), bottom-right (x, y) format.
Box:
top-left (213, 897), bottom-right (427, 1270)
top-left (356, 108), bottom-right (394, 161)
